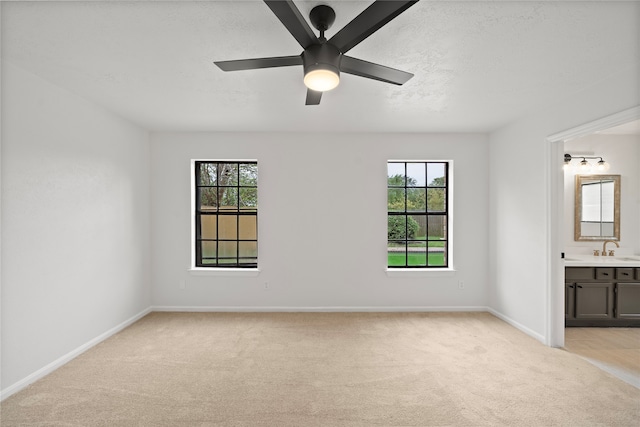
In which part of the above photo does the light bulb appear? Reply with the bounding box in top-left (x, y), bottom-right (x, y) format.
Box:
top-left (304, 69), bottom-right (340, 92)
top-left (579, 159), bottom-right (591, 172)
top-left (563, 161), bottom-right (572, 171)
top-left (596, 159), bottom-right (610, 171)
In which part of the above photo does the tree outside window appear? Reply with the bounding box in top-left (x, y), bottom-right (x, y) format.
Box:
top-left (387, 162), bottom-right (448, 268)
top-left (195, 161), bottom-right (258, 268)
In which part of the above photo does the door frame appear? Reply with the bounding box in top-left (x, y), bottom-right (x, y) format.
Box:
top-left (546, 106), bottom-right (640, 348)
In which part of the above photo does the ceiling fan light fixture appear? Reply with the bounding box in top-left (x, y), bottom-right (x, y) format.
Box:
top-left (302, 43), bottom-right (341, 92)
top-left (304, 67), bottom-right (340, 92)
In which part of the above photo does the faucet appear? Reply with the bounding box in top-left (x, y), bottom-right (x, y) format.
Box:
top-left (601, 240), bottom-right (619, 256)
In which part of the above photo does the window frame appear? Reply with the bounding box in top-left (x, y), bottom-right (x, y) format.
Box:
top-left (192, 160), bottom-right (258, 270)
top-left (386, 160), bottom-right (453, 271)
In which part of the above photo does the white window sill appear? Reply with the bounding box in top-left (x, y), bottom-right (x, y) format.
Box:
top-left (189, 268), bottom-right (260, 277)
top-left (386, 268), bottom-right (456, 277)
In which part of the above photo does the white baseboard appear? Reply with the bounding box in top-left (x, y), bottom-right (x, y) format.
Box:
top-left (486, 307), bottom-right (546, 344)
top-left (152, 305), bottom-right (490, 313)
top-left (0, 307), bottom-right (152, 402)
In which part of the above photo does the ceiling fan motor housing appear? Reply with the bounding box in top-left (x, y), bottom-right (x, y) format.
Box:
top-left (309, 5), bottom-right (336, 32)
top-left (302, 43), bottom-right (341, 79)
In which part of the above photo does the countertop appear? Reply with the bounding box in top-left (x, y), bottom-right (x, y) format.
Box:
top-left (564, 254), bottom-right (640, 267)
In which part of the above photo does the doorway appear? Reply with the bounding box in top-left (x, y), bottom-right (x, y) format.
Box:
top-left (547, 107), bottom-right (640, 386)
top-left (547, 106), bottom-right (640, 349)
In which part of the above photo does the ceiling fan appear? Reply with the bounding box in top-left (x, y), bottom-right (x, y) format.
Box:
top-left (214, 0), bottom-right (419, 105)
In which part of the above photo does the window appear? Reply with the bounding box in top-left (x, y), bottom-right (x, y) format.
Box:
top-left (194, 161), bottom-right (258, 268)
top-left (387, 161), bottom-right (449, 268)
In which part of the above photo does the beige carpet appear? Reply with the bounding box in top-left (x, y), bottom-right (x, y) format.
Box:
top-left (2, 312), bottom-right (639, 426)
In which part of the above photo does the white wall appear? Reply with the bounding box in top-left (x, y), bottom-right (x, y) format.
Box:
top-left (1, 63), bottom-right (151, 393)
top-left (150, 132), bottom-right (489, 310)
top-left (564, 135), bottom-right (640, 255)
top-left (488, 65), bottom-right (639, 342)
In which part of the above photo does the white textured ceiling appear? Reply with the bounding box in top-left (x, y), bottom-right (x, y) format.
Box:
top-left (2, 0), bottom-right (639, 133)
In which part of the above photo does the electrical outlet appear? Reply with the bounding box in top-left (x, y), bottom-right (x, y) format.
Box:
top-left (264, 282), bottom-right (269, 290)
top-left (458, 281), bottom-right (464, 290)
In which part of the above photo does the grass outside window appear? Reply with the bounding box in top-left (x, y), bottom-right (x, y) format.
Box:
top-left (387, 161), bottom-right (449, 268)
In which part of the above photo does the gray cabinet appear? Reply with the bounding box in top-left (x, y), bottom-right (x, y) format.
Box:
top-left (565, 267), bottom-right (640, 327)
top-left (617, 283), bottom-right (640, 319)
top-left (574, 282), bottom-right (614, 319)
top-left (565, 283), bottom-right (575, 319)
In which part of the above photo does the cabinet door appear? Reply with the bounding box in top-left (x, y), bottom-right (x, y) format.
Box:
top-left (565, 284), bottom-right (576, 319)
top-left (575, 282), bottom-right (614, 319)
top-left (616, 283), bottom-right (640, 319)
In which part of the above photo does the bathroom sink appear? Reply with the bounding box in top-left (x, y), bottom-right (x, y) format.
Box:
top-left (612, 257), bottom-right (640, 262)
top-left (599, 256), bottom-right (640, 263)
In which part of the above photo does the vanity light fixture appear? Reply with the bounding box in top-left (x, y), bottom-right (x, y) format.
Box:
top-left (563, 154), bottom-right (610, 172)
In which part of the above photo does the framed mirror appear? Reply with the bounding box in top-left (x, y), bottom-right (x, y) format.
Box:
top-left (574, 174), bottom-right (620, 241)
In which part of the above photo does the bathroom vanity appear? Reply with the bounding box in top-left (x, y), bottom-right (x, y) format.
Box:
top-left (564, 172), bottom-right (640, 326)
top-left (564, 257), bottom-right (640, 327)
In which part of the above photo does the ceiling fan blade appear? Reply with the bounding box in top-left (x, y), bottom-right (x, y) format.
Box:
top-left (340, 55), bottom-right (413, 85)
top-left (264, 1), bottom-right (318, 49)
top-left (328, 1), bottom-right (418, 54)
top-left (340, 56), bottom-right (413, 85)
top-left (214, 55), bottom-right (302, 72)
top-left (305, 89), bottom-right (322, 105)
